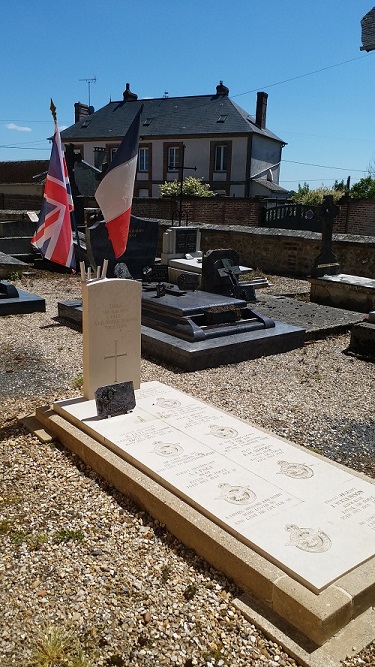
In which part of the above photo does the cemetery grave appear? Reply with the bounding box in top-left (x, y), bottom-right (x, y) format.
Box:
top-left (34, 263), bottom-right (375, 667)
top-left (309, 195), bottom-right (375, 313)
top-left (0, 279), bottom-right (45, 315)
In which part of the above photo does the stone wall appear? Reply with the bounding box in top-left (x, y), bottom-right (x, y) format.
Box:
top-left (157, 222), bottom-right (375, 278)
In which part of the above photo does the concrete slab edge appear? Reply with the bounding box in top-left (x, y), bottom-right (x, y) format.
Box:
top-left (234, 595), bottom-right (375, 667)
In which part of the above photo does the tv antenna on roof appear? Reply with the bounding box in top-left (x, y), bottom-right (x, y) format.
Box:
top-left (79, 76), bottom-right (97, 107)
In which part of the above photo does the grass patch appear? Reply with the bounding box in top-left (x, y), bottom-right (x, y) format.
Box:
top-left (27, 624), bottom-right (92, 666)
top-left (53, 529), bottom-right (84, 544)
top-left (72, 375), bottom-right (83, 389)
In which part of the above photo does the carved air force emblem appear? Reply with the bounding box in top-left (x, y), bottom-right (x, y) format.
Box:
top-left (277, 461), bottom-right (314, 479)
top-left (153, 441), bottom-right (183, 457)
top-left (218, 483), bottom-right (256, 505)
top-left (285, 524), bottom-right (332, 553)
top-left (208, 425), bottom-right (238, 439)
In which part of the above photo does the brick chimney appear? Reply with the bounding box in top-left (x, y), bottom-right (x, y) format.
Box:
top-left (123, 83), bottom-right (138, 101)
top-left (255, 92), bottom-right (268, 129)
top-left (216, 80), bottom-right (229, 96)
top-left (74, 102), bottom-right (91, 123)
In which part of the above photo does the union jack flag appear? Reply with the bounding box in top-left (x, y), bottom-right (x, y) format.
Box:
top-left (32, 103), bottom-right (75, 270)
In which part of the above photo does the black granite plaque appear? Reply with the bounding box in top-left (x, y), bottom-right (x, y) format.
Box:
top-left (95, 381), bottom-right (136, 418)
top-left (148, 264), bottom-right (169, 283)
top-left (174, 228), bottom-right (199, 254)
top-left (177, 273), bottom-right (200, 291)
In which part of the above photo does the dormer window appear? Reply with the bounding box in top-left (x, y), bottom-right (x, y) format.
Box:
top-left (143, 118), bottom-right (153, 126)
top-left (217, 115), bottom-right (228, 123)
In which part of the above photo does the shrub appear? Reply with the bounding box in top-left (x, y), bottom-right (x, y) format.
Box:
top-left (160, 176), bottom-right (215, 198)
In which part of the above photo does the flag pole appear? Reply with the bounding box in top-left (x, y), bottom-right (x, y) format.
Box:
top-left (50, 99), bottom-right (84, 265)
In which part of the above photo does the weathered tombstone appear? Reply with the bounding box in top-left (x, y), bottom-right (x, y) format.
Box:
top-left (86, 215), bottom-right (159, 279)
top-left (82, 277), bottom-right (141, 400)
top-left (177, 272), bottom-right (200, 291)
top-left (311, 196), bottom-right (340, 277)
top-left (161, 226), bottom-right (201, 265)
top-left (201, 248), bottom-right (257, 301)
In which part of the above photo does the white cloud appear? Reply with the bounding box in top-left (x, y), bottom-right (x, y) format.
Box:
top-left (5, 122), bottom-right (32, 132)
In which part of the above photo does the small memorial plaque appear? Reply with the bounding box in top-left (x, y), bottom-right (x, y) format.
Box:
top-left (148, 264), bottom-right (169, 283)
top-left (95, 381), bottom-right (136, 418)
top-left (177, 273), bottom-right (200, 291)
top-left (175, 228), bottom-right (199, 254)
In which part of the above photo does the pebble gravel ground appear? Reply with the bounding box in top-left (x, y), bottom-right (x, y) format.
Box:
top-left (0, 270), bottom-right (374, 667)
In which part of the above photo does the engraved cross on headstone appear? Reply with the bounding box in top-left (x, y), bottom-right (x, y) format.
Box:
top-left (104, 339), bottom-right (128, 383)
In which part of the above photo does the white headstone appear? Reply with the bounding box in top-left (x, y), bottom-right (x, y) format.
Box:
top-left (82, 277), bottom-right (141, 399)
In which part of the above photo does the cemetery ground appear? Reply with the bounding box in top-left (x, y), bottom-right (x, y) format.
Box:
top-left (0, 270), bottom-right (374, 667)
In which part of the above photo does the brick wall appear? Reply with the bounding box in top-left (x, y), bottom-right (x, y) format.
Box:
top-left (2, 192), bottom-right (375, 237)
top-left (134, 197), bottom-right (375, 236)
top-left (132, 197), bottom-right (264, 227)
top-left (335, 198), bottom-right (375, 235)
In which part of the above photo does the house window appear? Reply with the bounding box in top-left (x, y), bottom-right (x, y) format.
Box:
top-left (168, 146), bottom-right (180, 171)
top-left (214, 145), bottom-right (227, 171)
top-left (138, 147), bottom-right (149, 172)
top-left (110, 146), bottom-right (119, 162)
top-left (94, 147), bottom-right (106, 170)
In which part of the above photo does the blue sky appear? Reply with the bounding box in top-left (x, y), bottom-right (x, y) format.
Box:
top-left (1, 0), bottom-right (374, 189)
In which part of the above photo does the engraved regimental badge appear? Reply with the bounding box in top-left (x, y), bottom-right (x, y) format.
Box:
top-left (153, 441), bottom-right (183, 457)
top-left (218, 483), bottom-right (256, 505)
top-left (285, 524), bottom-right (332, 553)
top-left (277, 461), bottom-right (314, 479)
top-left (208, 425), bottom-right (238, 439)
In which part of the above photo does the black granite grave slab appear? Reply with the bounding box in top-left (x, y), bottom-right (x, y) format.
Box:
top-left (57, 292), bottom-right (305, 371)
top-left (141, 321), bottom-right (305, 371)
top-left (0, 281), bottom-right (45, 315)
top-left (141, 289), bottom-right (274, 342)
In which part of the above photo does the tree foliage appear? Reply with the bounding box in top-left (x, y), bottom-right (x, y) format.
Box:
top-left (350, 176), bottom-right (375, 199)
top-left (290, 182), bottom-right (343, 205)
top-left (159, 176), bottom-right (215, 198)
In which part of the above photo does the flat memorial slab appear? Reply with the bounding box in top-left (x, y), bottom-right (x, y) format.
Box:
top-left (0, 280), bottom-right (45, 315)
top-left (310, 274), bottom-right (375, 313)
top-left (53, 381), bottom-right (375, 595)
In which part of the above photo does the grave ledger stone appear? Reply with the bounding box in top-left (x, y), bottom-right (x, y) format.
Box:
top-left (82, 277), bottom-right (141, 400)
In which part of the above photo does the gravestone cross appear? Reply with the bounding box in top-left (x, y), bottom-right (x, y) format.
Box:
top-left (311, 195), bottom-right (340, 277)
top-left (104, 340), bottom-right (128, 382)
top-left (81, 264), bottom-right (141, 399)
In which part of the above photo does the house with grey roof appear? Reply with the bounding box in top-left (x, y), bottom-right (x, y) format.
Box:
top-left (361, 7), bottom-right (375, 51)
top-left (60, 81), bottom-right (288, 199)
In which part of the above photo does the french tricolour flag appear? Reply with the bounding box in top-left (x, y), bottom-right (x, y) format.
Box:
top-left (95, 106), bottom-right (143, 258)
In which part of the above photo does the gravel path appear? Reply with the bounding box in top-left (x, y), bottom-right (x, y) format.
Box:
top-left (1, 270), bottom-right (374, 667)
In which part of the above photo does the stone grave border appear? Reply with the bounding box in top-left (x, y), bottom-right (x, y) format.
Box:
top-left (33, 404), bottom-right (375, 667)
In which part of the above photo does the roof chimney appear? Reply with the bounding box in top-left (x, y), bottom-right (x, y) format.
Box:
top-left (255, 92), bottom-right (268, 130)
top-left (216, 80), bottom-right (229, 96)
top-left (123, 83), bottom-right (138, 101)
top-left (74, 102), bottom-right (91, 123)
